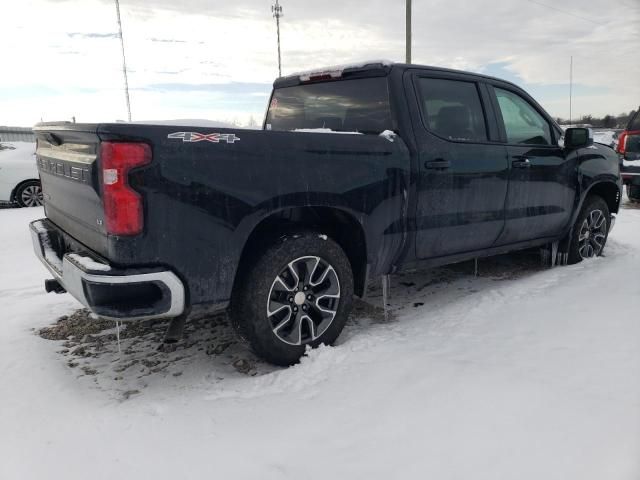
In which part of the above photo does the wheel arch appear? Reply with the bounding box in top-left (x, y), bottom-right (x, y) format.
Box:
top-left (582, 180), bottom-right (621, 216)
top-left (232, 206), bottom-right (369, 299)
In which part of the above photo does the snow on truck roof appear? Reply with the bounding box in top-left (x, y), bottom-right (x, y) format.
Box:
top-left (286, 60), bottom-right (394, 81)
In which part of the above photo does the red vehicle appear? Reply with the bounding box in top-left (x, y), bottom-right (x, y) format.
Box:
top-left (618, 108), bottom-right (640, 200)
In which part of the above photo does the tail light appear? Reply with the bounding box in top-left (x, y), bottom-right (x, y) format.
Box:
top-left (618, 131), bottom-right (628, 154)
top-left (100, 142), bottom-right (151, 236)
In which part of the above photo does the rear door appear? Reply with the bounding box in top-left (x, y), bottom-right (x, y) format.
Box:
top-left (408, 72), bottom-right (509, 259)
top-left (489, 85), bottom-right (574, 245)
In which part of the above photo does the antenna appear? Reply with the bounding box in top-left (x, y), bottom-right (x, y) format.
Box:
top-left (406, 0), bottom-right (412, 63)
top-left (114, 0), bottom-right (132, 122)
top-left (271, 1), bottom-right (283, 77)
top-left (569, 55), bottom-right (573, 125)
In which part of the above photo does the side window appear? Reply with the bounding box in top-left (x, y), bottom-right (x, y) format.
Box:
top-left (417, 77), bottom-right (487, 142)
top-left (494, 88), bottom-right (551, 145)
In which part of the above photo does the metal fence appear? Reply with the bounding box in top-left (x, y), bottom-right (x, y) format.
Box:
top-left (0, 126), bottom-right (35, 143)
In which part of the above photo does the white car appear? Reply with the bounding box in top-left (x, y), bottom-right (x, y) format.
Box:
top-left (0, 142), bottom-right (42, 207)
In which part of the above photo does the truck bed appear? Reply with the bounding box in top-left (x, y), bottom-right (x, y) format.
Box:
top-left (33, 122), bottom-right (411, 308)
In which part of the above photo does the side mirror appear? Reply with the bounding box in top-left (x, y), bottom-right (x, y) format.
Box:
top-left (564, 127), bottom-right (593, 149)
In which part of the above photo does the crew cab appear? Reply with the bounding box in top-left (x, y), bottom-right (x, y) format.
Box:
top-left (30, 61), bottom-right (621, 365)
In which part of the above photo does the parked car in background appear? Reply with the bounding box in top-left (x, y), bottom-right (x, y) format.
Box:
top-left (0, 142), bottom-right (42, 207)
top-left (618, 108), bottom-right (640, 201)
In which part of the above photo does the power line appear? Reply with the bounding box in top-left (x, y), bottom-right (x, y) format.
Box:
top-left (525, 0), bottom-right (600, 25)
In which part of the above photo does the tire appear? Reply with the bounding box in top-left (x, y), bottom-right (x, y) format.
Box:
top-left (15, 180), bottom-right (43, 207)
top-left (628, 184), bottom-right (640, 202)
top-left (568, 195), bottom-right (610, 264)
top-left (231, 232), bottom-right (354, 366)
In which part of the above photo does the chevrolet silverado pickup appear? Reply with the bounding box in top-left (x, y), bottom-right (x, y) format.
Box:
top-left (30, 61), bottom-right (621, 365)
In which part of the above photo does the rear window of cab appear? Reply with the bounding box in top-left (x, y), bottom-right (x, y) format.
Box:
top-left (265, 77), bottom-right (393, 134)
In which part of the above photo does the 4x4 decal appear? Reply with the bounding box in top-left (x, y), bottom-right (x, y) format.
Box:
top-left (167, 132), bottom-right (241, 144)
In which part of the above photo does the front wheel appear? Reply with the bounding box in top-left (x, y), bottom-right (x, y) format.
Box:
top-left (568, 195), bottom-right (610, 264)
top-left (232, 232), bottom-right (354, 366)
top-left (15, 180), bottom-right (43, 207)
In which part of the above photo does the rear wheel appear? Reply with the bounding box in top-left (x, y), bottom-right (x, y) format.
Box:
top-left (568, 195), bottom-right (610, 264)
top-left (15, 180), bottom-right (43, 207)
top-left (232, 232), bottom-right (353, 366)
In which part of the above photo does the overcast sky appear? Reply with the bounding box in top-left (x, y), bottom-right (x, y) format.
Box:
top-left (2, 0), bottom-right (639, 126)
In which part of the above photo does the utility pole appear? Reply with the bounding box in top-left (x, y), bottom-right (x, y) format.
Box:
top-left (272, 0), bottom-right (283, 77)
top-left (114, 0), bottom-right (132, 122)
top-left (405, 0), bottom-right (412, 64)
top-left (569, 55), bottom-right (573, 125)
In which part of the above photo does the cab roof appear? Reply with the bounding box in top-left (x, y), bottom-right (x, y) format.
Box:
top-left (273, 60), bottom-right (520, 91)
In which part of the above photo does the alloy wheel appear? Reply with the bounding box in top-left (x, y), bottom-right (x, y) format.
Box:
top-left (20, 184), bottom-right (43, 207)
top-left (266, 255), bottom-right (341, 346)
top-left (578, 209), bottom-right (607, 259)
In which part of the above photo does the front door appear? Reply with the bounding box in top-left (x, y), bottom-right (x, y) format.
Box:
top-left (489, 86), bottom-right (575, 245)
top-left (411, 75), bottom-right (509, 259)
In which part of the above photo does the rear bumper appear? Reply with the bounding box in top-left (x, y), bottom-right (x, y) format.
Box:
top-left (621, 173), bottom-right (640, 186)
top-left (621, 155), bottom-right (640, 184)
top-left (30, 219), bottom-right (185, 321)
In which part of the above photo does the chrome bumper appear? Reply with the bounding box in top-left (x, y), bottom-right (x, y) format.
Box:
top-left (30, 219), bottom-right (185, 321)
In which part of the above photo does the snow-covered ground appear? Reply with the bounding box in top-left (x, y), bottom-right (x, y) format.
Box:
top-left (1, 202), bottom-right (639, 479)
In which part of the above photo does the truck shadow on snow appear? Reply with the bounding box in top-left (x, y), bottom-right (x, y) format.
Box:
top-left (38, 249), bottom-right (544, 401)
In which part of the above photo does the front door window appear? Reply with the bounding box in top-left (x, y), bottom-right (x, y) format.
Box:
top-left (494, 88), bottom-right (551, 145)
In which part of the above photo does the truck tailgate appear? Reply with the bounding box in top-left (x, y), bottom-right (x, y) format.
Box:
top-left (33, 124), bottom-right (108, 256)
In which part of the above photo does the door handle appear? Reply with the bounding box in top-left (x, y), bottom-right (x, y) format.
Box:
top-left (425, 159), bottom-right (451, 170)
top-left (512, 157), bottom-right (531, 168)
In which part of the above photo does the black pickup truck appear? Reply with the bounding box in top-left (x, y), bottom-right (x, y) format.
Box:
top-left (30, 61), bottom-right (621, 365)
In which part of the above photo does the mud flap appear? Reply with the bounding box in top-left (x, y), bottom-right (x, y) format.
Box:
top-left (163, 314), bottom-right (187, 343)
top-left (381, 275), bottom-right (391, 321)
top-left (557, 231), bottom-right (572, 266)
top-left (540, 241), bottom-right (558, 267)
top-left (540, 235), bottom-right (571, 267)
